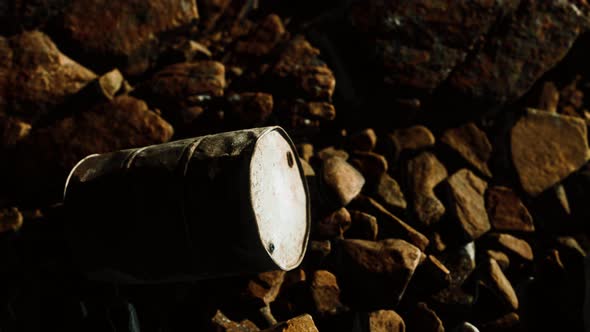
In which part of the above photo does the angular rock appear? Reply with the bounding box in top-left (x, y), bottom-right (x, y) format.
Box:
top-left (417, 255), bottom-right (451, 292)
top-left (485, 186), bottom-right (535, 232)
top-left (487, 233), bottom-right (533, 262)
top-left (486, 250), bottom-right (510, 271)
top-left (349, 128), bottom-right (378, 152)
top-left (261, 314), bottom-right (318, 332)
top-left (317, 208), bottom-right (351, 239)
top-left (0, 207), bottom-right (23, 233)
top-left (349, 196), bottom-right (429, 251)
top-left (61, 0), bottom-right (199, 75)
top-left (448, 1), bottom-right (587, 105)
top-left (511, 108), bottom-right (590, 196)
top-left (198, 0), bottom-right (231, 30)
top-left (406, 152), bottom-right (448, 227)
top-left (136, 61), bottom-right (226, 125)
top-left (16, 96), bottom-right (173, 199)
top-left (368, 310), bottom-right (405, 332)
top-left (297, 144), bottom-right (314, 163)
top-left (443, 169), bottom-right (490, 241)
top-left (212, 310), bottom-right (260, 332)
top-left (310, 270), bottom-right (346, 316)
top-left (387, 126), bottom-right (435, 161)
top-left (479, 312), bottom-right (520, 332)
top-left (406, 302), bottom-right (444, 332)
top-left (226, 92), bottom-right (273, 128)
top-left (537, 81), bottom-right (559, 113)
top-left (245, 271), bottom-right (286, 306)
top-left (441, 123), bottom-right (492, 177)
top-left (272, 36), bottom-right (336, 100)
top-left (279, 101), bottom-right (336, 129)
top-left (235, 14), bottom-right (286, 57)
top-left (299, 159), bottom-right (315, 177)
top-left (0, 116), bottom-right (31, 148)
top-left (372, 173), bottom-right (407, 212)
top-left (346, 210), bottom-right (378, 241)
top-left (305, 240), bottom-right (331, 268)
top-left (350, 151), bottom-right (388, 183)
top-left (321, 157), bottom-right (365, 207)
top-left (477, 258), bottom-right (519, 312)
top-left (338, 239), bottom-right (422, 308)
top-left (317, 147), bottom-right (349, 161)
top-left (0, 31), bottom-right (96, 123)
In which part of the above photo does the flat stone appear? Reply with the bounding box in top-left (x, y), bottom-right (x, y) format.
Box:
top-left (485, 186), bottom-right (535, 232)
top-left (511, 108), bottom-right (590, 196)
top-left (406, 302), bottom-right (444, 332)
top-left (368, 310), bottom-right (405, 332)
top-left (486, 250), bottom-right (510, 270)
top-left (441, 123), bottom-right (492, 177)
top-left (350, 151), bottom-right (389, 183)
top-left (406, 152), bottom-right (448, 227)
top-left (478, 258), bottom-right (519, 311)
top-left (443, 169), bottom-right (490, 241)
top-left (317, 207), bottom-right (351, 239)
top-left (387, 126), bottom-right (435, 161)
top-left (338, 239), bottom-right (422, 308)
top-left (346, 210), bottom-right (378, 241)
top-left (310, 270), bottom-right (346, 316)
top-left (299, 159), bottom-right (316, 177)
top-left (297, 144), bottom-right (314, 162)
top-left (349, 196), bottom-right (429, 251)
top-left (0, 31), bottom-right (96, 123)
top-left (61, 0), bottom-right (199, 75)
top-left (321, 157), bottom-right (365, 207)
top-left (261, 314), bottom-right (318, 332)
top-left (488, 233), bottom-right (533, 262)
top-left (317, 147), bottom-right (349, 161)
top-left (349, 128), bottom-right (378, 152)
top-left (212, 310), bottom-right (260, 332)
top-left (372, 173), bottom-right (407, 212)
top-left (245, 270), bottom-right (286, 306)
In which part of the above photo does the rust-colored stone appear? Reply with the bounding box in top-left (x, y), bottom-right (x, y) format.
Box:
top-left (511, 108), bottom-right (590, 196)
top-left (349, 128), bottom-right (378, 152)
top-left (441, 123), bottom-right (492, 177)
top-left (406, 152), bottom-right (448, 227)
top-left (235, 14), bottom-right (286, 57)
top-left (317, 207), bottom-right (351, 239)
top-left (478, 258), bottom-right (519, 311)
top-left (245, 270), bottom-right (286, 306)
top-left (350, 151), bottom-right (388, 183)
top-left (212, 310), bottom-right (260, 332)
top-left (387, 126), bottom-right (435, 161)
top-left (368, 310), bottom-right (405, 332)
top-left (347, 210), bottom-right (379, 241)
top-left (310, 270), bottom-right (346, 316)
top-left (227, 92), bottom-right (274, 128)
top-left (372, 173), bottom-right (407, 212)
top-left (485, 186), bottom-right (534, 232)
top-left (321, 157), bottom-right (365, 207)
top-left (261, 314), bottom-right (318, 332)
top-left (488, 233), bottom-right (533, 262)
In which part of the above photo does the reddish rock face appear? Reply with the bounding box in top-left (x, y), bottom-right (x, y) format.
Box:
top-left (511, 108), bottom-right (590, 196)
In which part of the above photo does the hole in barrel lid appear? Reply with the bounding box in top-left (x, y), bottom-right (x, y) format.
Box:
top-left (286, 151), bottom-right (294, 168)
top-left (268, 242), bottom-right (275, 254)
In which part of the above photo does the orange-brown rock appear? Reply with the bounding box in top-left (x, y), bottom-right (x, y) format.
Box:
top-left (478, 258), bottom-right (519, 312)
top-left (405, 302), bottom-right (444, 332)
top-left (350, 151), bottom-right (388, 183)
top-left (511, 108), bottom-right (590, 196)
top-left (317, 207), bottom-right (351, 239)
top-left (349, 128), bottom-right (378, 152)
top-left (321, 157), bottom-right (365, 207)
top-left (310, 270), bottom-right (346, 316)
top-left (488, 233), bottom-right (533, 262)
top-left (261, 314), bottom-right (318, 332)
top-left (441, 123), bottom-right (492, 177)
top-left (406, 152), bottom-right (447, 227)
top-left (346, 210), bottom-right (378, 241)
top-left (244, 271), bottom-right (286, 306)
top-left (368, 310), bottom-right (405, 332)
top-left (387, 126), bottom-right (435, 162)
top-left (212, 310), bottom-right (260, 332)
top-left (372, 173), bottom-right (407, 212)
top-left (485, 186), bottom-right (535, 232)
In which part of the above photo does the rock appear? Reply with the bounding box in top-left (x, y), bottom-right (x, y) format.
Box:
top-left (226, 92), bottom-right (273, 128)
top-left (485, 186), bottom-right (535, 232)
top-left (317, 147), bottom-right (349, 161)
top-left (346, 210), bottom-right (378, 241)
top-left (441, 123), bottom-right (492, 177)
top-left (297, 144), bottom-right (314, 162)
top-left (245, 271), bottom-right (286, 306)
top-left (198, 0), bottom-right (231, 30)
top-left (261, 314), bottom-right (318, 332)
top-left (406, 152), bottom-right (448, 228)
top-left (235, 14), bottom-right (286, 57)
top-left (0, 207), bottom-right (23, 233)
top-left (350, 151), bottom-right (388, 183)
top-left (447, 1), bottom-right (587, 106)
top-left (212, 310), bottom-right (260, 332)
top-left (305, 240), bottom-right (331, 268)
top-left (387, 126), bottom-right (435, 161)
top-left (479, 312), bottom-right (520, 332)
top-left (442, 169), bottom-right (490, 241)
top-left (487, 233), bottom-right (533, 262)
top-left (304, 102), bottom-right (336, 121)
top-left (317, 208), bottom-right (351, 239)
top-left (272, 36), bottom-right (335, 100)
top-left (477, 258), bottom-right (519, 312)
top-left (416, 255), bottom-right (451, 292)
top-left (554, 184), bottom-right (571, 215)
top-left (372, 173), bottom-right (407, 212)
top-left (0, 116), bottom-right (31, 148)
top-left (160, 39), bottom-right (213, 64)
top-left (537, 81), bottom-right (559, 113)
top-left (406, 302), bottom-right (444, 332)
top-left (349, 128), bottom-right (378, 152)
top-left (60, 0), bottom-right (199, 75)
top-left (279, 101), bottom-right (336, 129)
top-left (135, 61), bottom-right (226, 125)
top-left (299, 159), bottom-right (316, 177)
top-left (511, 108), bottom-right (590, 196)
top-left (349, 196), bottom-right (429, 251)
top-left (16, 95), bottom-right (173, 200)
top-left (338, 239), bottom-right (422, 308)
top-left (321, 157), bottom-right (365, 207)
top-left (486, 250), bottom-right (510, 271)
top-left (310, 270), bottom-right (346, 316)
top-left (0, 31), bottom-right (96, 123)
top-left (368, 310), bottom-right (405, 332)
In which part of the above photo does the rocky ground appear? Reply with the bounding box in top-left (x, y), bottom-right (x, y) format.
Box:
top-left (0, 0), bottom-right (590, 331)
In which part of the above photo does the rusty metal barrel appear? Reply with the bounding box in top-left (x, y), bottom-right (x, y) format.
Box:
top-left (64, 126), bottom-right (310, 283)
